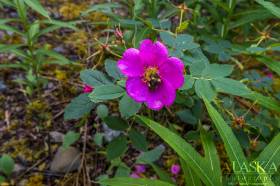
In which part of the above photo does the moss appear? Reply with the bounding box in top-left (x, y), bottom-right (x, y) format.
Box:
top-left (26, 174), bottom-right (44, 186)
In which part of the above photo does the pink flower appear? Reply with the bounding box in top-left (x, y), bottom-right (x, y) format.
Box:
top-left (135, 164), bottom-right (146, 174)
top-left (267, 72), bottom-right (273, 79)
top-left (117, 39), bottom-right (184, 110)
top-left (130, 172), bottom-right (140, 178)
top-left (83, 84), bottom-right (93, 93)
top-left (170, 164), bottom-right (181, 175)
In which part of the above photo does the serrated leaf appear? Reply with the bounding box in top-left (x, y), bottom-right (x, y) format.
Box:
top-left (202, 64), bottom-right (234, 78)
top-left (80, 70), bottom-right (111, 87)
top-left (105, 59), bottom-right (124, 80)
top-left (64, 94), bottom-right (95, 120)
top-left (96, 104), bottom-right (109, 118)
top-left (212, 78), bottom-right (251, 96)
top-left (136, 145), bottom-right (165, 163)
top-left (195, 80), bottom-right (216, 101)
top-left (103, 116), bottom-right (129, 131)
top-left (62, 131), bottom-right (80, 149)
top-left (119, 94), bottom-right (141, 118)
top-left (181, 75), bottom-right (195, 90)
top-left (176, 109), bottom-right (197, 125)
top-left (190, 61), bottom-right (207, 77)
top-left (128, 129), bottom-right (148, 151)
top-left (89, 85), bottom-right (124, 102)
top-left (106, 135), bottom-right (127, 160)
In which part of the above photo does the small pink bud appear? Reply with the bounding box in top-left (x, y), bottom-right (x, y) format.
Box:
top-left (135, 164), bottom-right (146, 174)
top-left (130, 172), bottom-right (140, 178)
top-left (115, 27), bottom-right (123, 39)
top-left (83, 84), bottom-right (93, 93)
top-left (267, 72), bottom-right (273, 79)
top-left (170, 164), bottom-right (181, 175)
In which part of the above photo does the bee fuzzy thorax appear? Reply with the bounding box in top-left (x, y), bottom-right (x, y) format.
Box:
top-left (143, 67), bottom-right (162, 90)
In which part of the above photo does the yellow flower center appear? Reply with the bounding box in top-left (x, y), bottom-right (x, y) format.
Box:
top-left (143, 67), bottom-right (161, 90)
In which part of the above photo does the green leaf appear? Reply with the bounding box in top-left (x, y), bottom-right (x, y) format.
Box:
top-left (195, 80), bottom-right (216, 101)
top-left (106, 135), bottom-right (127, 160)
top-left (200, 129), bottom-right (222, 182)
top-left (94, 132), bottom-right (103, 147)
top-left (14, 0), bottom-right (27, 21)
top-left (41, 20), bottom-right (78, 31)
top-left (105, 59), bottom-right (124, 80)
top-left (255, 0), bottom-right (280, 18)
top-left (89, 85), bottom-right (124, 102)
top-left (82, 3), bottom-right (121, 15)
top-left (133, 0), bottom-right (144, 18)
top-left (24, 0), bottom-right (50, 18)
top-left (203, 99), bottom-right (249, 185)
top-left (212, 78), bottom-right (251, 96)
top-left (98, 177), bottom-right (175, 186)
top-left (176, 109), bottom-right (197, 125)
top-left (28, 21), bottom-right (40, 41)
top-left (181, 75), bottom-right (195, 90)
top-left (0, 155), bottom-right (14, 176)
top-left (136, 145), bottom-right (165, 164)
top-left (64, 94), bottom-right (95, 120)
top-left (80, 70), bottom-right (111, 87)
top-left (96, 104), bottom-right (109, 119)
top-left (62, 131), bottom-right (80, 149)
top-left (137, 115), bottom-right (222, 186)
top-left (119, 94), bottom-right (141, 118)
top-left (37, 49), bottom-right (72, 65)
top-left (242, 92), bottom-right (280, 112)
top-left (204, 39), bottom-right (231, 61)
top-left (0, 176), bottom-right (5, 184)
top-left (255, 133), bottom-right (280, 173)
top-left (257, 57), bottom-right (280, 76)
top-left (160, 32), bottom-right (174, 47)
top-left (115, 164), bottom-right (130, 177)
top-left (0, 24), bottom-right (24, 35)
top-left (180, 158), bottom-right (202, 186)
top-left (190, 61), bottom-right (207, 77)
top-left (128, 129), bottom-right (148, 151)
top-left (229, 9), bottom-right (273, 29)
top-left (150, 163), bottom-right (173, 183)
top-left (103, 116), bottom-right (129, 131)
top-left (202, 64), bottom-right (234, 78)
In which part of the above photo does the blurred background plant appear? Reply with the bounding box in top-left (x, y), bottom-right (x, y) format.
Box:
top-left (0, 0), bottom-right (77, 96)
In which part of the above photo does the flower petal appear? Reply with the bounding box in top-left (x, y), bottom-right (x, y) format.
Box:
top-left (126, 77), bottom-right (149, 102)
top-left (159, 57), bottom-right (184, 89)
top-left (139, 39), bottom-right (168, 67)
top-left (167, 57), bottom-right (184, 72)
top-left (146, 79), bottom-right (176, 110)
top-left (117, 48), bottom-right (144, 77)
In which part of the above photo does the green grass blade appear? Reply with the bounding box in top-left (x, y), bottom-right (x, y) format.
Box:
top-left (136, 115), bottom-right (221, 186)
top-left (203, 99), bottom-right (250, 185)
top-left (200, 129), bottom-right (222, 182)
top-left (180, 158), bottom-right (202, 186)
top-left (98, 177), bottom-right (175, 186)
